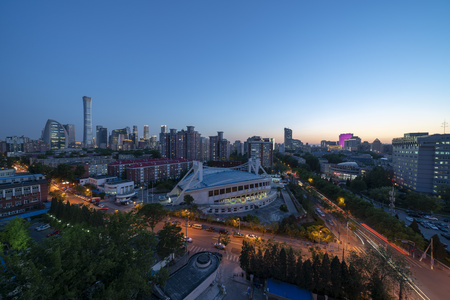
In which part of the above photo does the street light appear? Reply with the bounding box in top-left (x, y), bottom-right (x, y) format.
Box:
top-left (237, 217), bottom-right (241, 234)
top-left (319, 230), bottom-right (322, 246)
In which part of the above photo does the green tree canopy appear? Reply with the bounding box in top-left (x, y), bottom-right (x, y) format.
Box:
top-left (156, 222), bottom-right (184, 259)
top-left (138, 203), bottom-right (167, 232)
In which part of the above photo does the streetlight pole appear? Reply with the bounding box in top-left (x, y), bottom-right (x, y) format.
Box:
top-left (237, 217), bottom-right (240, 234)
top-left (319, 230), bottom-right (322, 246)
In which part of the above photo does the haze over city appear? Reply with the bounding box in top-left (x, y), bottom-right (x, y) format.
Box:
top-left (1, 1), bottom-right (449, 143)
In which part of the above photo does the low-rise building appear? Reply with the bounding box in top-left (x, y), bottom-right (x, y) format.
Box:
top-left (0, 169), bottom-right (48, 219)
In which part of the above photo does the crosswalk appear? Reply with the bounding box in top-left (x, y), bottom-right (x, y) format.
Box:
top-left (188, 245), bottom-right (240, 263)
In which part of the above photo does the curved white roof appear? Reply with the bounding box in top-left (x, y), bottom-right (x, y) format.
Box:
top-left (337, 162), bottom-right (359, 167)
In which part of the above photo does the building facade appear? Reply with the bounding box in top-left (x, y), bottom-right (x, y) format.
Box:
top-left (124, 158), bottom-right (194, 185)
top-left (393, 133), bottom-right (450, 194)
top-left (247, 136), bottom-right (273, 169)
top-left (209, 131), bottom-right (229, 161)
top-left (63, 124), bottom-right (76, 147)
top-left (82, 96), bottom-right (94, 148)
top-left (0, 169), bottom-right (48, 219)
top-left (339, 133), bottom-right (353, 149)
top-left (284, 128), bottom-right (293, 151)
top-left (42, 119), bottom-right (69, 150)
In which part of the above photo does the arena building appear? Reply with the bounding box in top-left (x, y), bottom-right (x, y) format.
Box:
top-left (167, 159), bottom-right (277, 214)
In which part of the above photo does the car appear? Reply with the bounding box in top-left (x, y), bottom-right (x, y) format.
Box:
top-left (35, 224), bottom-right (50, 231)
top-left (406, 217), bottom-right (414, 222)
top-left (218, 229), bottom-right (229, 234)
top-left (425, 216), bottom-right (438, 221)
top-left (206, 226), bottom-right (216, 232)
top-left (438, 226), bottom-right (448, 232)
top-left (441, 233), bottom-right (450, 240)
top-left (233, 232), bottom-right (244, 238)
top-left (327, 219), bottom-right (334, 226)
top-left (246, 234), bottom-right (258, 239)
top-left (443, 219), bottom-right (449, 223)
top-left (214, 243), bottom-right (226, 250)
top-left (47, 230), bottom-right (61, 237)
top-left (429, 223), bottom-right (439, 230)
top-left (184, 236), bottom-right (193, 243)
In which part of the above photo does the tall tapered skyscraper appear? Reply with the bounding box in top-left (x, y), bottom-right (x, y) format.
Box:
top-left (83, 96), bottom-right (93, 147)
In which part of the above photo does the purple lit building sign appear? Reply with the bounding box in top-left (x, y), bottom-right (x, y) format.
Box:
top-left (339, 133), bottom-right (353, 148)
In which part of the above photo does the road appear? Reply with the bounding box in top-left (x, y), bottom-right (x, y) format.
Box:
top-left (304, 182), bottom-right (450, 300)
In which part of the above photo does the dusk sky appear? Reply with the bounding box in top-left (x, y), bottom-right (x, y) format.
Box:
top-left (1, 1), bottom-right (449, 145)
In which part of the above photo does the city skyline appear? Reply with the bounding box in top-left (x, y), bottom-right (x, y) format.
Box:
top-left (1, 1), bottom-right (449, 144)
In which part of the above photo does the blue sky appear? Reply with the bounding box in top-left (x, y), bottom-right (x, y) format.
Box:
top-left (1, 1), bottom-right (449, 144)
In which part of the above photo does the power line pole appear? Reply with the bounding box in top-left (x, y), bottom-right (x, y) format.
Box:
top-left (443, 119), bottom-right (448, 134)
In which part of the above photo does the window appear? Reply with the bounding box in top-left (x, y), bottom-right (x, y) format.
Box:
top-left (250, 184), bottom-right (254, 189)
top-left (244, 185), bottom-right (249, 189)
top-left (232, 187), bottom-right (237, 192)
top-left (238, 186), bottom-right (243, 191)
top-left (226, 188), bottom-right (231, 193)
top-left (15, 201), bottom-right (21, 206)
top-left (214, 190), bottom-right (219, 196)
top-left (220, 189), bottom-right (225, 195)
top-left (209, 191), bottom-right (213, 197)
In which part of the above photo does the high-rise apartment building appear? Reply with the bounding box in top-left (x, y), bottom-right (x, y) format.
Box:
top-left (393, 133), bottom-right (450, 194)
top-left (233, 140), bottom-right (244, 155)
top-left (82, 96), bottom-right (93, 147)
top-left (247, 136), bottom-right (274, 168)
top-left (284, 128), bottom-right (293, 151)
top-left (5, 136), bottom-right (26, 154)
top-left (63, 124), bottom-right (76, 147)
top-left (200, 137), bottom-right (209, 162)
top-left (143, 125), bottom-right (150, 140)
top-left (96, 126), bottom-right (108, 149)
top-left (42, 119), bottom-right (69, 150)
top-left (209, 131), bottom-right (229, 161)
top-left (160, 126), bottom-right (201, 160)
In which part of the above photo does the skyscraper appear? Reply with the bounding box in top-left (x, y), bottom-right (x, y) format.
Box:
top-left (143, 125), bottom-right (149, 140)
top-left (82, 96), bottom-right (93, 147)
top-left (284, 128), bottom-right (293, 151)
top-left (63, 124), bottom-right (76, 147)
top-left (96, 125), bottom-right (108, 149)
top-left (42, 119), bottom-right (69, 150)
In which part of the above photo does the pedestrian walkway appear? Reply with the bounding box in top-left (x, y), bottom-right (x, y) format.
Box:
top-left (188, 245), bottom-right (240, 263)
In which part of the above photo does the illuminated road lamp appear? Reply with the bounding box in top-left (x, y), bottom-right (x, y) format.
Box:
top-left (308, 178), bottom-right (313, 184)
top-left (338, 197), bottom-right (345, 207)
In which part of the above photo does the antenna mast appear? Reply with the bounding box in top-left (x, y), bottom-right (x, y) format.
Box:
top-left (442, 119), bottom-right (448, 134)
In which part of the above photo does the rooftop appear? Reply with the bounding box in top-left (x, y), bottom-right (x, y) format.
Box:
top-left (161, 252), bottom-right (220, 300)
top-left (179, 167), bottom-right (267, 192)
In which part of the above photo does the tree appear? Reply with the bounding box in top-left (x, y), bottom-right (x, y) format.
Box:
top-left (286, 248), bottom-right (297, 284)
top-left (294, 256), bottom-right (303, 286)
top-left (218, 232), bottom-right (231, 247)
top-left (409, 219), bottom-right (421, 235)
top-left (301, 259), bottom-right (313, 290)
top-left (184, 194), bottom-right (195, 206)
top-left (138, 203), bottom-right (167, 232)
top-left (319, 253), bottom-right (331, 295)
top-left (330, 256), bottom-right (342, 298)
top-left (239, 240), bottom-right (252, 272)
top-left (156, 222), bottom-right (184, 259)
top-left (0, 218), bottom-right (157, 299)
top-left (431, 234), bottom-right (448, 261)
top-left (349, 179), bottom-right (367, 194)
top-left (0, 217), bottom-right (32, 251)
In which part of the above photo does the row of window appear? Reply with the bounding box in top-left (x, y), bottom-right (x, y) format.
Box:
top-left (208, 195), bottom-right (276, 214)
top-left (213, 191), bottom-right (268, 204)
top-left (0, 198), bottom-right (39, 208)
top-left (208, 181), bottom-right (270, 197)
top-left (0, 209), bottom-right (25, 217)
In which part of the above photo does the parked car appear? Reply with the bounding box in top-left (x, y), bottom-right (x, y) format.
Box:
top-left (425, 216), bottom-right (438, 221)
top-left (218, 229), bottom-right (229, 234)
top-left (429, 224), bottom-right (439, 230)
top-left (184, 236), bottom-right (193, 243)
top-left (441, 233), bottom-right (450, 240)
top-left (47, 230), bottom-right (61, 237)
top-left (35, 224), bottom-right (50, 231)
top-left (406, 217), bottom-right (414, 222)
top-left (214, 243), bottom-right (226, 250)
top-left (327, 219), bottom-right (334, 226)
top-left (206, 226), bottom-right (216, 232)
